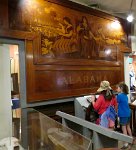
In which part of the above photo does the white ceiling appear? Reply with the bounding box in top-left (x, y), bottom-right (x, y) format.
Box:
top-left (69, 0), bottom-right (136, 21)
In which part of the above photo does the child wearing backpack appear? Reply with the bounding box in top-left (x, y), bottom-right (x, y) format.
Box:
top-left (116, 82), bottom-right (132, 149)
top-left (91, 81), bottom-right (117, 129)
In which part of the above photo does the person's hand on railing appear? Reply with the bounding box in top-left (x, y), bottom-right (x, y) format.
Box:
top-left (86, 95), bottom-right (96, 103)
top-left (90, 95), bottom-right (96, 102)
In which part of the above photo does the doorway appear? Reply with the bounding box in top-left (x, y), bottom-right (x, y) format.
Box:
top-left (128, 55), bottom-right (136, 103)
top-left (124, 53), bottom-right (136, 103)
top-left (0, 38), bottom-right (25, 141)
top-left (10, 44), bottom-right (21, 139)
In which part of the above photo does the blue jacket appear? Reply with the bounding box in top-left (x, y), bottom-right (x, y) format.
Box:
top-left (100, 105), bottom-right (116, 128)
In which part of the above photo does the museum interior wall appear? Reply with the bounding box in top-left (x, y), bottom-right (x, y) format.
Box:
top-left (1, 1), bottom-right (136, 147)
top-left (0, 0), bottom-right (132, 104)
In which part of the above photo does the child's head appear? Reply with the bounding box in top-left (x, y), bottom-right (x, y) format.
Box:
top-left (117, 82), bottom-right (129, 94)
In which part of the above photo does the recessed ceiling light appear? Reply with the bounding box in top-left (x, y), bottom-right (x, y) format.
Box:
top-left (127, 14), bottom-right (134, 22)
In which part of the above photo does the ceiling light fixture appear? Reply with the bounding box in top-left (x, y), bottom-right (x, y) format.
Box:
top-left (127, 0), bottom-right (134, 22)
top-left (127, 14), bottom-right (134, 22)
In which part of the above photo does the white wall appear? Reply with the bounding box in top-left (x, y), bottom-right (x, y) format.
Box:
top-left (0, 44), bottom-right (12, 139)
top-left (131, 36), bottom-right (136, 52)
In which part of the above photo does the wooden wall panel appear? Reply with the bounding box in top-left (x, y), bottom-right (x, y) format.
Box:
top-left (27, 67), bottom-right (121, 102)
top-left (8, 0), bottom-right (131, 65)
top-left (0, 0), bottom-right (8, 29)
top-left (0, 0), bottom-right (132, 103)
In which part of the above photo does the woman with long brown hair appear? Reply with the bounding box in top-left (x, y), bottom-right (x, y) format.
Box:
top-left (91, 81), bottom-right (117, 129)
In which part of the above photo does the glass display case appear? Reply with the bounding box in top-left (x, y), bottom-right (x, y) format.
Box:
top-left (20, 108), bottom-right (91, 150)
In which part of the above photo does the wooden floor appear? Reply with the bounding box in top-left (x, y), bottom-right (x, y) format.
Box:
top-left (118, 140), bottom-right (136, 150)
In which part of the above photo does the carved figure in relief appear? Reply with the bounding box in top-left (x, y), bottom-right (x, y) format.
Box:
top-left (88, 25), bottom-right (118, 60)
top-left (77, 16), bottom-right (98, 58)
top-left (42, 39), bottom-right (54, 57)
top-left (53, 17), bottom-right (78, 56)
top-left (93, 26), bottom-right (106, 51)
top-left (56, 17), bottom-right (73, 38)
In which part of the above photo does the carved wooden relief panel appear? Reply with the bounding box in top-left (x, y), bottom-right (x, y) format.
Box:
top-left (9, 0), bottom-right (130, 64)
top-left (6, 0), bottom-right (131, 102)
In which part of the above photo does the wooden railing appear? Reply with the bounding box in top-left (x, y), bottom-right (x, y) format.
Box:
top-left (56, 111), bottom-right (133, 150)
